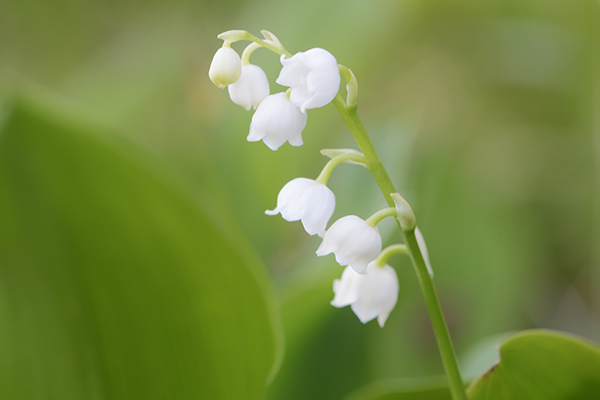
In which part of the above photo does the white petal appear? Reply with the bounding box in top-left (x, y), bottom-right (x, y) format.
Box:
top-left (331, 262), bottom-right (399, 327)
top-left (316, 231), bottom-right (339, 257)
top-left (264, 208), bottom-right (279, 216)
top-left (228, 64), bottom-right (270, 110)
top-left (277, 178), bottom-right (315, 221)
top-left (347, 227), bottom-right (382, 274)
top-left (261, 134), bottom-right (287, 151)
top-left (377, 312), bottom-right (391, 328)
top-left (276, 48), bottom-right (340, 112)
top-left (287, 131), bottom-right (304, 147)
top-left (247, 121), bottom-right (263, 142)
top-left (299, 185), bottom-right (335, 235)
top-left (267, 178), bottom-right (336, 236)
top-left (330, 266), bottom-right (362, 308)
top-left (316, 215), bottom-right (361, 258)
top-left (354, 263), bottom-right (398, 327)
top-left (333, 217), bottom-right (381, 273)
top-left (276, 53), bottom-right (308, 87)
top-left (248, 93), bottom-right (307, 150)
top-left (316, 215), bottom-right (381, 273)
top-left (289, 87), bottom-right (313, 114)
top-left (351, 301), bottom-right (379, 324)
top-left (208, 47), bottom-right (242, 88)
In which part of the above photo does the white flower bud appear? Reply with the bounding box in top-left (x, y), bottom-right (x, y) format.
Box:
top-left (265, 178), bottom-right (335, 236)
top-left (316, 215), bottom-right (382, 274)
top-left (331, 262), bottom-right (399, 327)
top-left (247, 92), bottom-right (307, 150)
top-left (276, 48), bottom-right (341, 112)
top-left (208, 46), bottom-right (242, 89)
top-left (228, 64), bottom-right (270, 110)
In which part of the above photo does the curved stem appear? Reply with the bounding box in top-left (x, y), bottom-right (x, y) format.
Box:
top-left (246, 33), bottom-right (293, 58)
top-left (241, 42), bottom-right (262, 65)
top-left (332, 96), bottom-right (467, 400)
top-left (375, 244), bottom-right (409, 267)
top-left (315, 152), bottom-right (366, 185)
top-left (365, 207), bottom-right (397, 227)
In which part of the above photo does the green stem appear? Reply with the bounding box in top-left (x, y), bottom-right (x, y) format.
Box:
top-left (246, 33), bottom-right (293, 58)
top-left (315, 152), bottom-right (366, 185)
top-left (332, 95), bottom-right (467, 400)
top-left (375, 244), bottom-right (409, 267)
top-left (365, 207), bottom-right (397, 227)
top-left (241, 42), bottom-right (262, 65)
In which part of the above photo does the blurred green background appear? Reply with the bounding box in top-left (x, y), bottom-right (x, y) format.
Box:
top-left (1, 0), bottom-right (599, 399)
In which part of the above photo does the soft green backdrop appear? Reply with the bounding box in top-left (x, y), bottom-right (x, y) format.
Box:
top-left (1, 0), bottom-right (599, 399)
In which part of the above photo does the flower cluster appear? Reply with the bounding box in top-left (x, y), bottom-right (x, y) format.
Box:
top-left (209, 32), bottom-right (340, 150)
top-left (208, 30), bottom-right (431, 327)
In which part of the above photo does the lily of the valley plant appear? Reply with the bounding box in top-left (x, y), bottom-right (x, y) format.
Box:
top-left (209, 30), bottom-right (468, 400)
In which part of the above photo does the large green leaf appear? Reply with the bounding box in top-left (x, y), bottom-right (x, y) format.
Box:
top-left (0, 94), bottom-right (282, 400)
top-left (467, 330), bottom-right (600, 400)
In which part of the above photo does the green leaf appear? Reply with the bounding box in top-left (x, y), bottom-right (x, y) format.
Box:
top-left (343, 376), bottom-right (452, 400)
top-left (0, 93), bottom-right (282, 400)
top-left (459, 332), bottom-right (516, 380)
top-left (467, 330), bottom-right (600, 400)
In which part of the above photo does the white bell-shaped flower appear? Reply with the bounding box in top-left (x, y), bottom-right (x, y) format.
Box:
top-left (209, 46), bottom-right (242, 89)
top-left (276, 48), bottom-right (341, 112)
top-left (247, 92), bottom-right (307, 150)
top-left (316, 215), bottom-right (382, 274)
top-left (331, 262), bottom-right (399, 327)
top-left (265, 178), bottom-right (335, 236)
top-left (228, 64), bottom-right (270, 110)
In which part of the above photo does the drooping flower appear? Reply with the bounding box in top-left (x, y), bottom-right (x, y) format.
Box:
top-left (265, 178), bottom-right (335, 236)
top-left (331, 262), bottom-right (399, 327)
top-left (276, 48), bottom-right (341, 112)
top-left (208, 46), bottom-right (242, 89)
top-left (316, 215), bottom-right (382, 274)
top-left (228, 64), bottom-right (270, 110)
top-left (247, 92), bottom-right (307, 150)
